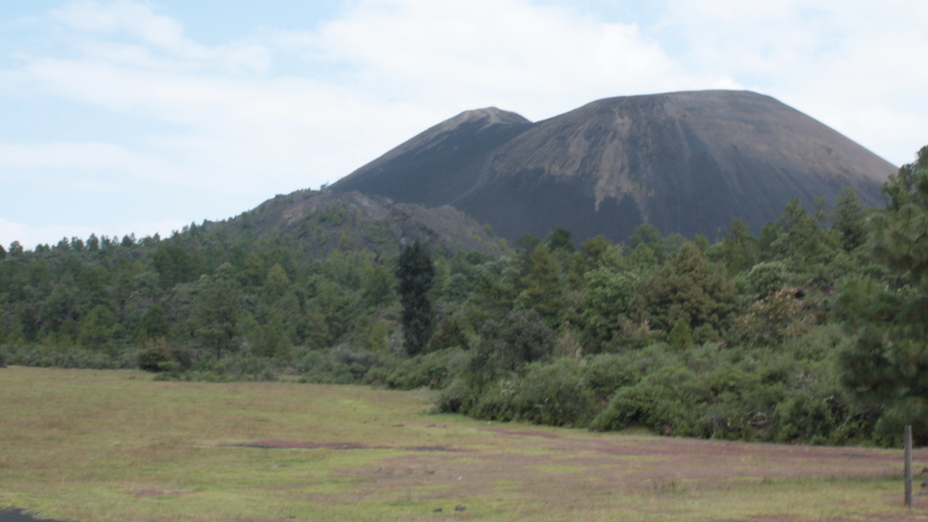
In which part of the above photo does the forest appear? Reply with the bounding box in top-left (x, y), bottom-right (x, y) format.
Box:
top-left (1, 146), bottom-right (926, 448)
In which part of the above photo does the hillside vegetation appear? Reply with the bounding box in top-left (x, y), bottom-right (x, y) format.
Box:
top-left (1, 147), bottom-right (926, 448)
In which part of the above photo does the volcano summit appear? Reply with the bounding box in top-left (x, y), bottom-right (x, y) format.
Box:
top-left (333, 91), bottom-right (895, 242)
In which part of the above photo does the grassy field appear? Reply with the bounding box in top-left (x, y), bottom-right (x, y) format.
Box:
top-left (2, 366), bottom-right (928, 521)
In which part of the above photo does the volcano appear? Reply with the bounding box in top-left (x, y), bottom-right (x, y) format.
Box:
top-left (332, 90), bottom-right (895, 242)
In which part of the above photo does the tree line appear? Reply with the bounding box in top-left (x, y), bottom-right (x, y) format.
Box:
top-left (1, 145), bottom-right (926, 447)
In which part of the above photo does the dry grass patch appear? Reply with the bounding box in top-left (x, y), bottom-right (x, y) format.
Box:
top-left (1, 367), bottom-right (928, 521)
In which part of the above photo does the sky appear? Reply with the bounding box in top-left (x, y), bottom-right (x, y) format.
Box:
top-left (1, 0), bottom-right (927, 249)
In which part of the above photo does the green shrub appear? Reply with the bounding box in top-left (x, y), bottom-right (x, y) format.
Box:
top-left (136, 339), bottom-right (193, 373)
top-left (582, 352), bottom-right (641, 403)
top-left (582, 328), bottom-right (882, 444)
top-left (136, 339), bottom-right (173, 372)
top-left (469, 309), bottom-right (555, 385)
top-left (746, 261), bottom-right (787, 298)
top-left (188, 354), bottom-right (278, 382)
top-left (590, 364), bottom-right (700, 434)
top-left (427, 317), bottom-right (469, 351)
top-left (366, 348), bottom-right (470, 390)
top-left (295, 346), bottom-right (379, 384)
top-left (4, 344), bottom-right (133, 369)
top-left (468, 380), bottom-right (519, 422)
top-left (512, 359), bottom-right (596, 427)
top-left (435, 377), bottom-right (477, 413)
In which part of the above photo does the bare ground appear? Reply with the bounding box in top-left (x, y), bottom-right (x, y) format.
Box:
top-left (229, 425), bottom-right (928, 520)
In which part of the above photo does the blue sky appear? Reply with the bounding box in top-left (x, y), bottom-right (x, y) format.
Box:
top-left (2, 0), bottom-right (927, 249)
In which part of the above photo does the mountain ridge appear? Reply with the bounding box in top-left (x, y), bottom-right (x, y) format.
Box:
top-left (332, 90), bottom-right (895, 242)
top-left (205, 189), bottom-right (505, 258)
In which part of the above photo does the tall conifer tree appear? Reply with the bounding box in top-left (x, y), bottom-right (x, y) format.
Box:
top-left (839, 146), bottom-right (928, 410)
top-left (396, 240), bottom-right (435, 356)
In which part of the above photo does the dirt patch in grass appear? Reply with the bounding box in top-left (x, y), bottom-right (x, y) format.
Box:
top-left (229, 439), bottom-right (465, 452)
top-left (479, 428), bottom-right (561, 439)
top-left (320, 428), bottom-right (928, 520)
top-left (0, 509), bottom-right (70, 522)
top-left (722, 515), bottom-right (926, 522)
top-left (131, 487), bottom-right (188, 498)
top-left (540, 435), bottom-right (905, 480)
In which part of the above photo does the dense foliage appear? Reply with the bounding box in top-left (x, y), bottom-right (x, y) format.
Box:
top-left (396, 240), bottom-right (436, 356)
top-left (2, 147), bottom-right (926, 447)
top-left (837, 145), bottom-right (928, 443)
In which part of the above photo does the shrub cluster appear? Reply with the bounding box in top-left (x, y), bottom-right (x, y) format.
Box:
top-left (1, 344), bottom-right (134, 369)
top-left (432, 325), bottom-right (882, 445)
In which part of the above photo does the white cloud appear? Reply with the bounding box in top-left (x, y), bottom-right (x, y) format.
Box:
top-left (308, 0), bottom-right (730, 118)
top-left (49, 0), bottom-right (270, 71)
top-left (659, 0), bottom-right (928, 165)
top-left (111, 217), bottom-right (189, 241)
top-left (0, 215), bottom-right (189, 250)
top-left (66, 177), bottom-right (128, 194)
top-left (0, 141), bottom-right (164, 171)
top-left (2, 0), bottom-right (928, 247)
top-left (0, 217), bottom-right (97, 250)
top-left (0, 218), bottom-right (28, 249)
top-left (0, 141), bottom-right (196, 191)
top-left (10, 0), bottom-right (721, 198)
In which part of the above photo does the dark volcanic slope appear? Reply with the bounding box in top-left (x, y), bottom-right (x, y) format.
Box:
top-left (334, 107), bottom-right (532, 207)
top-left (333, 91), bottom-right (896, 242)
top-left (207, 189), bottom-right (505, 258)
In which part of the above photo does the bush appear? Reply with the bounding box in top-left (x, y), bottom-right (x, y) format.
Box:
top-left (469, 309), bottom-right (555, 385)
top-left (3, 344), bottom-right (134, 369)
top-left (582, 352), bottom-right (642, 403)
top-left (136, 339), bottom-right (194, 373)
top-left (590, 364), bottom-right (700, 435)
top-left (468, 380), bottom-right (519, 422)
top-left (583, 328), bottom-right (881, 444)
top-left (436, 377), bottom-right (476, 413)
top-left (427, 317), bottom-right (469, 351)
top-left (366, 348), bottom-right (470, 390)
top-left (188, 352), bottom-right (279, 382)
top-left (137, 339), bottom-right (173, 372)
top-left (746, 261), bottom-right (787, 298)
top-left (295, 346), bottom-right (379, 384)
top-left (512, 359), bottom-right (596, 427)
top-left (439, 357), bottom-right (596, 427)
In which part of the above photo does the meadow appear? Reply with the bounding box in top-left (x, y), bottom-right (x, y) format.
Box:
top-left (1, 367), bottom-right (927, 522)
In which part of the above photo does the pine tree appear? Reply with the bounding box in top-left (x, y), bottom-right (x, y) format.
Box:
top-left (78, 304), bottom-right (116, 351)
top-left (715, 218), bottom-right (757, 272)
top-left (839, 146), bottom-right (928, 411)
top-left (193, 263), bottom-right (242, 359)
top-left (519, 244), bottom-right (562, 325)
top-left (833, 187), bottom-right (868, 252)
top-left (428, 317), bottom-right (469, 351)
top-left (669, 318), bottom-right (694, 350)
top-left (633, 242), bottom-right (735, 342)
top-left (137, 303), bottom-right (169, 340)
top-left (396, 241), bottom-right (436, 356)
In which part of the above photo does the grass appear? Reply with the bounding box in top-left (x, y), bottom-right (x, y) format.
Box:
top-left (2, 366), bottom-right (928, 521)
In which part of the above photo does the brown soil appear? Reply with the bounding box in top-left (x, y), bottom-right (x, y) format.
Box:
top-left (0, 510), bottom-right (68, 522)
top-left (230, 439), bottom-right (464, 452)
top-left (230, 426), bottom-right (928, 520)
top-left (479, 428), bottom-right (561, 439)
top-left (131, 488), bottom-right (187, 498)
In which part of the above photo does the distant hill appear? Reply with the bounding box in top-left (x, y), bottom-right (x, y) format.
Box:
top-left (208, 189), bottom-right (505, 258)
top-left (333, 90), bottom-right (896, 242)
